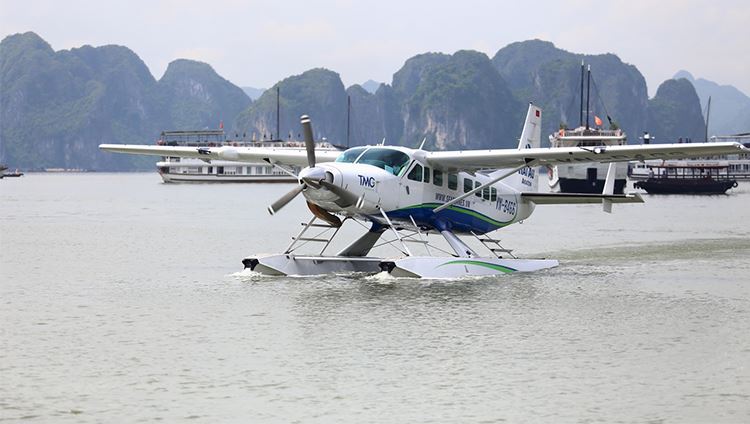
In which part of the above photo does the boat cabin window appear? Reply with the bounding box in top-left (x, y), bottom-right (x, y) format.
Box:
top-left (408, 163), bottom-right (423, 182)
top-left (355, 148), bottom-right (411, 176)
top-left (424, 167), bottom-right (431, 183)
top-left (335, 147), bottom-right (367, 163)
top-left (448, 173), bottom-right (458, 190)
top-left (433, 169), bottom-right (443, 187)
top-left (463, 177), bottom-right (473, 193)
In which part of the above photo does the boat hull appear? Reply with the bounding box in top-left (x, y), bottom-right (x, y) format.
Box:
top-left (558, 177), bottom-right (627, 194)
top-left (634, 178), bottom-right (737, 194)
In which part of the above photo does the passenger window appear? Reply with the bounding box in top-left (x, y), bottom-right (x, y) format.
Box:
top-left (463, 178), bottom-right (473, 193)
top-left (433, 169), bottom-right (443, 186)
top-left (490, 187), bottom-right (497, 202)
top-left (448, 173), bottom-right (458, 190)
top-left (408, 164), bottom-right (423, 182)
top-left (475, 181), bottom-right (482, 197)
top-left (482, 187), bottom-right (490, 200)
top-left (423, 167), bottom-right (431, 183)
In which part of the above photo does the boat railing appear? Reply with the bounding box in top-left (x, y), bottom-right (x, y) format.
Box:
top-left (556, 128), bottom-right (624, 138)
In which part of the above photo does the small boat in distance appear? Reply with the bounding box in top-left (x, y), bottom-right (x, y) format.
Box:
top-left (633, 164), bottom-right (738, 194)
top-left (0, 165), bottom-right (24, 179)
top-left (629, 134), bottom-right (750, 181)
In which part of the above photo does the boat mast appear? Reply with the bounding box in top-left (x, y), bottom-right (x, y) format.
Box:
top-left (579, 60), bottom-right (584, 128)
top-left (585, 64), bottom-right (591, 130)
top-left (705, 96), bottom-right (712, 142)
top-left (276, 86), bottom-right (280, 141)
top-left (347, 95), bottom-right (351, 148)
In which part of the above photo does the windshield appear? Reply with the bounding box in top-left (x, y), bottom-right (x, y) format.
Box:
top-left (355, 148), bottom-right (411, 176)
top-left (335, 147), bottom-right (367, 163)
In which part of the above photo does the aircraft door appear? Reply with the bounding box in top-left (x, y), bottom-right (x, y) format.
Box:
top-left (398, 161), bottom-right (428, 208)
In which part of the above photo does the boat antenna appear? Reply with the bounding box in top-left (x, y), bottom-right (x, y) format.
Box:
top-left (590, 73), bottom-right (614, 127)
top-left (347, 94), bottom-right (351, 148)
top-left (585, 64), bottom-right (591, 130)
top-left (275, 86), bottom-right (280, 141)
top-left (704, 96), bottom-right (711, 142)
top-left (580, 60), bottom-right (584, 127)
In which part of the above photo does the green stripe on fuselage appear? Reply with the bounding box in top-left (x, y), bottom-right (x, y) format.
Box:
top-left (437, 260), bottom-right (516, 273)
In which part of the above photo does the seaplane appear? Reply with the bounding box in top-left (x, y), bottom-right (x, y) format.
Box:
top-left (100, 104), bottom-right (748, 278)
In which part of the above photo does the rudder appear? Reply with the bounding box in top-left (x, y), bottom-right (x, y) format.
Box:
top-left (518, 103), bottom-right (542, 150)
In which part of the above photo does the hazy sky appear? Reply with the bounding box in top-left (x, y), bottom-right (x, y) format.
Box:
top-left (2, 0), bottom-right (749, 96)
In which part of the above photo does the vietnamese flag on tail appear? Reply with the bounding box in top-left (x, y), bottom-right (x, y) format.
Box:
top-left (594, 115), bottom-right (603, 126)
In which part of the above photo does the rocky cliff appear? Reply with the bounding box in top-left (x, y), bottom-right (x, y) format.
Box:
top-left (0, 32), bottom-right (250, 170)
top-left (233, 68), bottom-right (347, 143)
top-left (646, 78), bottom-right (706, 143)
top-left (492, 40), bottom-right (649, 145)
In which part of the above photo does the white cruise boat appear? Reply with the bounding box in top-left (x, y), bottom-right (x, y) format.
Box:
top-left (548, 127), bottom-right (628, 193)
top-left (629, 134), bottom-right (750, 181)
top-left (154, 130), bottom-right (341, 183)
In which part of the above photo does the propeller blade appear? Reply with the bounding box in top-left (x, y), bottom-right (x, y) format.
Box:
top-left (268, 184), bottom-right (304, 215)
top-left (319, 180), bottom-right (360, 208)
top-left (300, 115), bottom-right (315, 168)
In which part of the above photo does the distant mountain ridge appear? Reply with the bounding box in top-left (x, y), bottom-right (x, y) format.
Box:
top-left (360, 80), bottom-right (381, 94)
top-left (673, 70), bottom-right (750, 136)
top-left (241, 86), bottom-right (265, 100)
top-left (3, 32), bottom-right (749, 171)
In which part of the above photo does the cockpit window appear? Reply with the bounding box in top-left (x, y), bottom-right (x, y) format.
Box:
top-left (355, 148), bottom-right (411, 176)
top-left (335, 147), bottom-right (367, 163)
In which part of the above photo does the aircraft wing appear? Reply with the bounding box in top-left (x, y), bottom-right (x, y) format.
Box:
top-left (98, 144), bottom-right (342, 166)
top-left (521, 192), bottom-right (644, 204)
top-left (425, 142), bottom-right (749, 171)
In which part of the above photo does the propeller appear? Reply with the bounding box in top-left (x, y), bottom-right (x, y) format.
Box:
top-left (267, 115), bottom-right (317, 215)
top-left (266, 115), bottom-right (362, 217)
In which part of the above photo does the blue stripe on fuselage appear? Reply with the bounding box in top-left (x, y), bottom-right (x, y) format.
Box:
top-left (382, 203), bottom-right (511, 235)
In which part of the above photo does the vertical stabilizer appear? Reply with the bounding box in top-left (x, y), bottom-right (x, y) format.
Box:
top-left (512, 103), bottom-right (542, 193)
top-left (518, 103), bottom-right (542, 150)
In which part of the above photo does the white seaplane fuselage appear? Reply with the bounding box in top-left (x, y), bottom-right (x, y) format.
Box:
top-left (301, 147), bottom-right (535, 236)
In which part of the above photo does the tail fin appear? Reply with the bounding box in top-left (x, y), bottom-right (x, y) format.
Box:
top-left (510, 103), bottom-right (542, 192)
top-left (518, 103), bottom-right (542, 150)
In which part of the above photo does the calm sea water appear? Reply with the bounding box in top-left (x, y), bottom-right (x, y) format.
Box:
top-left (1, 173), bottom-right (749, 423)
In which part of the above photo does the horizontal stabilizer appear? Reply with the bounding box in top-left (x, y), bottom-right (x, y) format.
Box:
top-left (521, 192), bottom-right (644, 205)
